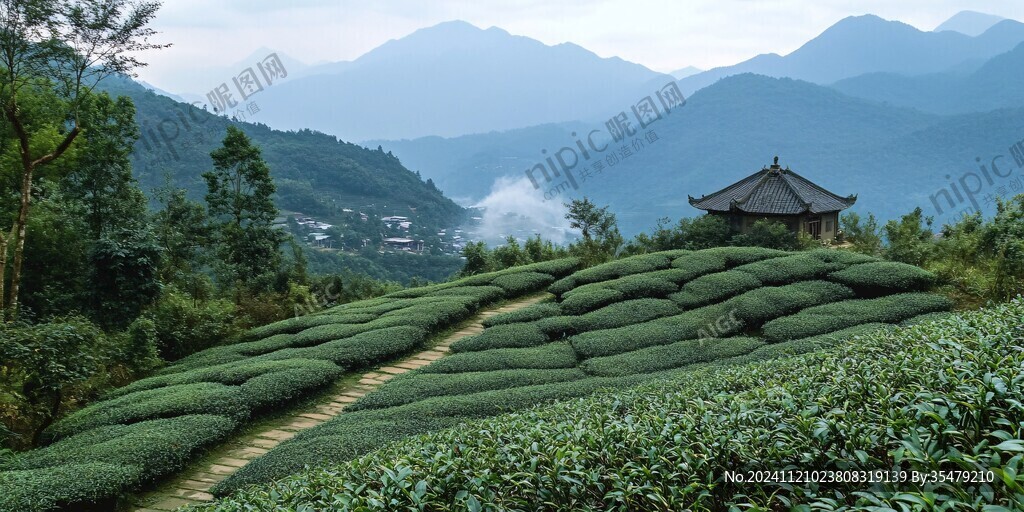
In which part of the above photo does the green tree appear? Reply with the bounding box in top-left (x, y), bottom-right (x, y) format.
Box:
top-left (0, 0), bottom-right (166, 316)
top-left (153, 185), bottom-right (210, 291)
top-left (203, 126), bottom-right (284, 295)
top-left (841, 212), bottom-right (883, 256)
top-left (981, 196), bottom-right (1024, 300)
top-left (625, 215), bottom-right (731, 254)
top-left (493, 236), bottom-right (530, 269)
top-left (459, 241), bottom-right (492, 276)
top-left (731, 219), bottom-right (800, 250)
top-left (0, 316), bottom-right (104, 445)
top-left (61, 92), bottom-right (159, 327)
top-left (883, 207), bottom-right (934, 267)
top-left (88, 228), bottom-right (161, 328)
top-left (565, 197), bottom-right (623, 266)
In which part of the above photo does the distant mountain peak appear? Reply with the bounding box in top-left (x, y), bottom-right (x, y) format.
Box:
top-left (935, 11), bottom-right (1007, 36)
top-left (671, 66), bottom-right (703, 79)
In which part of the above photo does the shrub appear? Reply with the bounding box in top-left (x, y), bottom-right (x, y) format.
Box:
top-left (0, 463), bottom-right (137, 512)
top-left (200, 300), bottom-right (1024, 511)
top-left (482, 302), bottom-right (562, 327)
top-left (2, 415), bottom-right (236, 512)
top-left (573, 298), bottom-right (681, 332)
top-left (244, 312), bottom-right (378, 342)
top-left (425, 286), bottom-right (507, 308)
top-left (805, 249), bottom-right (877, 266)
top-left (667, 247), bottom-right (786, 278)
top-left (107, 359), bottom-right (341, 399)
top-left (733, 253), bottom-right (844, 285)
top-left (549, 254), bottom-right (671, 296)
top-left (211, 373), bottom-right (650, 495)
top-left (559, 288), bottom-right (623, 316)
top-left (727, 280), bottom-right (855, 327)
top-left (259, 326), bottom-right (428, 369)
top-left (642, 268), bottom-right (706, 285)
top-left (419, 343), bottom-right (578, 373)
top-left (489, 272), bottom-right (555, 295)
top-left (670, 250), bottom-right (728, 273)
top-left (534, 316), bottom-right (578, 339)
top-left (900, 311), bottom-right (954, 326)
top-left (348, 369), bottom-right (588, 411)
top-left (150, 289), bottom-right (239, 361)
top-left (289, 322), bottom-right (385, 348)
top-left (581, 336), bottom-right (765, 377)
top-left (714, 246), bottom-right (790, 265)
top-left (515, 257), bottom-right (582, 278)
top-left (238, 362), bottom-right (344, 412)
top-left (43, 382), bottom-right (249, 442)
top-left (829, 261), bottom-right (937, 296)
top-left (449, 323), bottom-right (549, 352)
top-left (380, 300), bottom-right (474, 331)
top-left (602, 274), bottom-right (680, 298)
top-left (669, 271), bottom-right (763, 309)
top-left (761, 293), bottom-right (953, 342)
top-left (717, 323), bottom-right (892, 367)
top-left (569, 314), bottom-right (698, 359)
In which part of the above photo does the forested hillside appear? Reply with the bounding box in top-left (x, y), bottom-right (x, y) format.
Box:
top-left (97, 76), bottom-right (465, 229)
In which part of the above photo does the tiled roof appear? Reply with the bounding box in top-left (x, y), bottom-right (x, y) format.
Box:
top-left (688, 162), bottom-right (856, 215)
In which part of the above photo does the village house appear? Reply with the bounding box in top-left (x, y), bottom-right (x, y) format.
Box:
top-left (688, 157), bottom-right (856, 241)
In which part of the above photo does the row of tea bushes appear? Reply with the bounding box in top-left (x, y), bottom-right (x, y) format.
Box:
top-left (0, 259), bottom-right (581, 511)
top-left (198, 300), bottom-right (1023, 511)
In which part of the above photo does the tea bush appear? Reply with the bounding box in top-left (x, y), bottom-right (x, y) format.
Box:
top-left (200, 300), bottom-right (1024, 511)
top-left (761, 293), bottom-right (954, 342)
top-left (482, 302), bottom-right (561, 327)
top-left (419, 343), bottom-right (578, 373)
top-left (347, 368), bottom-right (588, 411)
top-left (448, 323), bottom-right (549, 352)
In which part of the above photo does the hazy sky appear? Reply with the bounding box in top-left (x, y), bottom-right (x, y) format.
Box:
top-left (136, 0), bottom-right (1024, 94)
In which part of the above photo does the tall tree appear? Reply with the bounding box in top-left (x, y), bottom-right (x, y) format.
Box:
top-left (564, 197), bottom-right (622, 265)
top-left (203, 126), bottom-right (284, 295)
top-left (153, 185), bottom-right (210, 291)
top-left (883, 207), bottom-right (934, 267)
top-left (0, 0), bottom-right (167, 316)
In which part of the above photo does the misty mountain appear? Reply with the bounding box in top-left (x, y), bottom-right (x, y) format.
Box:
top-left (676, 14), bottom-right (1024, 96)
top-left (245, 20), bottom-right (672, 142)
top-left (830, 41), bottom-right (1024, 115)
top-left (934, 10), bottom-right (1006, 36)
top-left (670, 66), bottom-right (702, 79)
top-left (97, 76), bottom-right (464, 227)
top-left (375, 73), bottom-right (1024, 235)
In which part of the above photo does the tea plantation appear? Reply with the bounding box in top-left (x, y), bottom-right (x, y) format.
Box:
top-left (0, 259), bottom-right (580, 512)
top-left (210, 247), bottom-right (955, 496)
top-left (196, 297), bottom-right (1024, 511)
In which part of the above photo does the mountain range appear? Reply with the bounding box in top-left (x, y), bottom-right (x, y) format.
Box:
top-left (365, 11), bottom-right (1024, 235)
top-left (675, 14), bottom-right (1024, 96)
top-left (124, 10), bottom-right (1024, 238)
top-left (210, 20), bottom-right (672, 142)
top-left (97, 77), bottom-right (464, 229)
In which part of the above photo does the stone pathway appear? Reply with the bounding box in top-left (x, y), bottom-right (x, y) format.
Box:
top-left (132, 293), bottom-right (550, 511)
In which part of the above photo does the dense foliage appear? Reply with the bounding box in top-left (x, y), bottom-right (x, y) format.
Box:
top-left (198, 299), bottom-right (1024, 511)
top-left (211, 247), bottom-right (951, 495)
top-left (0, 259), bottom-right (580, 511)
